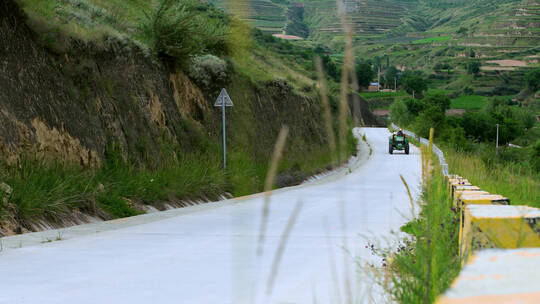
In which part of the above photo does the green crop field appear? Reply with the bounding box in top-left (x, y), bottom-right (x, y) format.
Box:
top-left (450, 95), bottom-right (488, 110)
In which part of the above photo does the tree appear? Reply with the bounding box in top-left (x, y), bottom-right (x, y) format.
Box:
top-left (413, 104), bottom-right (445, 138)
top-left (384, 66), bottom-right (399, 89)
top-left (467, 60), bottom-right (481, 75)
top-left (525, 68), bottom-right (540, 91)
top-left (434, 63), bottom-right (443, 73)
top-left (461, 98), bottom-right (535, 143)
top-left (457, 27), bottom-right (467, 35)
top-left (422, 92), bottom-right (451, 112)
top-left (462, 111), bottom-right (494, 142)
top-left (319, 54), bottom-right (341, 82)
top-left (390, 99), bottom-right (413, 126)
top-left (404, 97), bottom-right (424, 116)
top-left (355, 62), bottom-right (375, 89)
top-left (402, 72), bottom-right (427, 96)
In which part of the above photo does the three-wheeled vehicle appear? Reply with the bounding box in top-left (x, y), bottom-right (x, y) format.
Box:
top-left (389, 131), bottom-right (409, 154)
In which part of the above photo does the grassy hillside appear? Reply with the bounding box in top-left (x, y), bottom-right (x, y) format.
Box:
top-left (0, 0), bottom-right (369, 235)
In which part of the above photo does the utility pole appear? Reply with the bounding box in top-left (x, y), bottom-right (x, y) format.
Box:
top-left (394, 76), bottom-right (397, 92)
top-left (377, 66), bottom-right (381, 91)
top-left (496, 123), bottom-right (499, 155)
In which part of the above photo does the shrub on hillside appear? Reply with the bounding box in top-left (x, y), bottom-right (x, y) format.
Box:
top-left (413, 104), bottom-right (445, 138)
top-left (356, 62), bottom-right (375, 89)
top-left (423, 92), bottom-right (451, 112)
top-left (404, 97), bottom-right (424, 116)
top-left (402, 71), bottom-right (427, 96)
top-left (140, 0), bottom-right (228, 65)
top-left (188, 55), bottom-right (228, 92)
top-left (525, 68), bottom-right (540, 91)
top-left (389, 99), bottom-right (413, 127)
top-left (466, 60), bottom-right (480, 75)
top-left (440, 126), bottom-right (469, 151)
top-left (530, 141), bottom-right (540, 172)
top-left (461, 98), bottom-right (535, 144)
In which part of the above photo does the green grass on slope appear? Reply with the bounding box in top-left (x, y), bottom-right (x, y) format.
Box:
top-left (446, 150), bottom-right (540, 208)
top-left (450, 95), bottom-right (487, 110)
top-left (18, 0), bottom-right (150, 42)
top-left (0, 131), bottom-right (356, 222)
top-left (412, 36), bottom-right (452, 44)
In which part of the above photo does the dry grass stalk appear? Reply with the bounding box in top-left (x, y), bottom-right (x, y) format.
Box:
top-left (400, 174), bottom-right (415, 217)
top-left (339, 200), bottom-right (353, 304)
top-left (266, 200), bottom-right (304, 297)
top-left (257, 126), bottom-right (290, 256)
top-left (315, 57), bottom-right (337, 164)
top-left (336, 0), bottom-right (353, 163)
top-left (336, 2), bottom-right (356, 302)
top-left (324, 220), bottom-right (343, 304)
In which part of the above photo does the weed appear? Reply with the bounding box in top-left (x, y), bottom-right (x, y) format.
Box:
top-left (258, 126), bottom-right (289, 256)
top-left (385, 151), bottom-right (461, 303)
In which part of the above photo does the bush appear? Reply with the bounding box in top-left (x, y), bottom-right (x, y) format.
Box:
top-left (140, 0), bottom-right (228, 65)
top-left (461, 111), bottom-right (495, 142)
top-left (422, 92), bottom-right (450, 112)
top-left (525, 68), bottom-right (540, 91)
top-left (440, 126), bottom-right (469, 151)
top-left (413, 105), bottom-right (445, 138)
top-left (462, 86), bottom-right (473, 95)
top-left (530, 141), bottom-right (540, 172)
top-left (467, 60), bottom-right (480, 75)
top-left (188, 55), bottom-right (228, 92)
top-left (390, 99), bottom-right (413, 127)
top-left (402, 71), bottom-right (427, 95)
top-left (356, 62), bottom-right (375, 89)
top-left (404, 97), bottom-right (424, 116)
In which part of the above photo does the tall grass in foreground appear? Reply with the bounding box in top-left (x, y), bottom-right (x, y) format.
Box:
top-left (446, 150), bottom-right (539, 208)
top-left (382, 139), bottom-right (461, 303)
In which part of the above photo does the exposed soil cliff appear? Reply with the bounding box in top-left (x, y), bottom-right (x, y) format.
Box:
top-left (0, 0), bottom-right (375, 235)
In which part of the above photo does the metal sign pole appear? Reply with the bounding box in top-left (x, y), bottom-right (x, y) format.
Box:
top-left (222, 100), bottom-right (226, 169)
top-left (214, 88), bottom-right (233, 170)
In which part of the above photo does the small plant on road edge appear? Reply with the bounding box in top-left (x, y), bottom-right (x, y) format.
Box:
top-left (372, 135), bottom-right (461, 303)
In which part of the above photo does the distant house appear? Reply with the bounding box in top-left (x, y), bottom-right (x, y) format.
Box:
top-left (368, 82), bottom-right (379, 92)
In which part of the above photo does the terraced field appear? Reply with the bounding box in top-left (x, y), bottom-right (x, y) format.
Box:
top-left (299, 0), bottom-right (418, 47)
top-left (352, 0), bottom-right (539, 96)
top-left (206, 0), bottom-right (538, 97)
top-left (207, 0), bottom-right (287, 34)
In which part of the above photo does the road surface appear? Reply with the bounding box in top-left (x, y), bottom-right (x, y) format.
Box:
top-left (0, 128), bottom-right (422, 304)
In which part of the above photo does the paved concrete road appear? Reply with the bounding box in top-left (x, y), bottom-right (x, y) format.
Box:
top-left (0, 128), bottom-right (422, 304)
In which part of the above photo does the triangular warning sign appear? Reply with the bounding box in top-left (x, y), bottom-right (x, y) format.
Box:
top-left (214, 88), bottom-right (233, 107)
